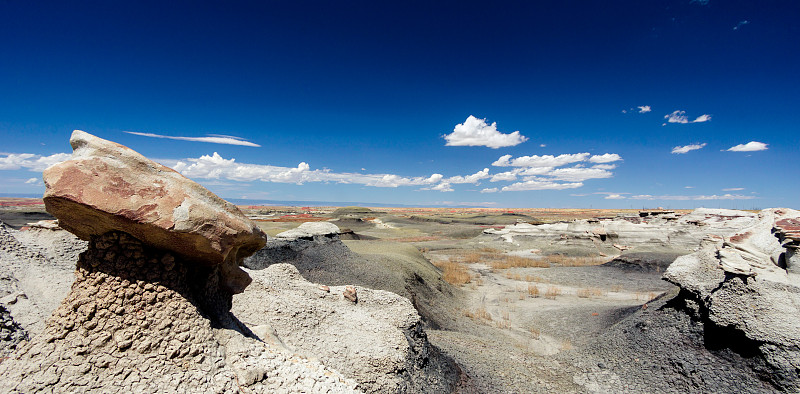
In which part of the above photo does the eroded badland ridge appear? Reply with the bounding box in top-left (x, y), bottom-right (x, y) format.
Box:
top-left (0, 131), bottom-right (797, 393)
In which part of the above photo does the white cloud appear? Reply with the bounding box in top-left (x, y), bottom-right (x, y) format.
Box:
top-left (480, 187), bottom-right (499, 193)
top-left (727, 141), bottom-right (768, 152)
top-left (693, 114), bottom-right (711, 123)
top-left (664, 110), bottom-right (711, 124)
top-left (444, 116), bottom-right (528, 149)
top-left (172, 152), bottom-right (446, 188)
top-left (637, 105), bottom-right (652, 113)
top-left (722, 187), bottom-right (745, 191)
top-left (605, 194), bottom-right (626, 200)
top-left (446, 168), bottom-right (490, 184)
top-left (629, 194), bottom-right (755, 201)
top-left (592, 164), bottom-right (616, 170)
top-left (124, 131), bottom-right (260, 147)
top-left (25, 177), bottom-right (39, 184)
top-left (493, 153), bottom-right (590, 167)
top-left (519, 167), bottom-right (555, 176)
top-left (546, 167), bottom-right (613, 182)
top-left (502, 180), bottom-right (583, 192)
top-left (0, 152), bottom-right (71, 171)
top-left (685, 186), bottom-right (694, 189)
top-left (671, 143), bottom-right (707, 154)
top-left (539, 144), bottom-right (546, 147)
top-left (423, 182), bottom-right (454, 192)
top-left (588, 153), bottom-right (622, 163)
top-left (490, 170), bottom-right (519, 182)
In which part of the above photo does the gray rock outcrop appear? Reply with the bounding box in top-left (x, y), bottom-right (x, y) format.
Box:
top-left (0, 131), bottom-right (357, 393)
top-left (483, 208), bottom-right (759, 256)
top-left (234, 264), bottom-right (463, 393)
top-left (663, 208), bottom-right (800, 391)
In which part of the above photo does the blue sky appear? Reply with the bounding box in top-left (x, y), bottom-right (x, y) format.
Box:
top-left (1, 1), bottom-right (798, 208)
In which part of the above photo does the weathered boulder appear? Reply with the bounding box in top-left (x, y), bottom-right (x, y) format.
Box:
top-left (663, 208), bottom-right (800, 391)
top-left (233, 263), bottom-right (463, 393)
top-left (42, 130), bottom-right (266, 294)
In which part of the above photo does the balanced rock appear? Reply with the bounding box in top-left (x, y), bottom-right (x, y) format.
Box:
top-left (42, 130), bottom-right (266, 294)
top-left (0, 132), bottom-right (357, 393)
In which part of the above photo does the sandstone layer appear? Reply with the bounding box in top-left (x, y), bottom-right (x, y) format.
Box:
top-left (42, 130), bottom-right (266, 294)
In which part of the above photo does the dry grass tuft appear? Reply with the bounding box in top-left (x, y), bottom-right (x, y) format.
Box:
top-left (576, 287), bottom-right (607, 298)
top-left (560, 339), bottom-right (573, 351)
top-left (529, 327), bottom-right (541, 340)
top-left (524, 274), bottom-right (548, 283)
top-left (463, 252), bottom-right (482, 264)
top-left (464, 306), bottom-right (492, 321)
top-left (490, 255), bottom-right (550, 270)
top-left (527, 284), bottom-right (540, 298)
top-left (542, 254), bottom-right (607, 267)
top-left (544, 286), bottom-right (562, 300)
top-left (433, 259), bottom-right (471, 285)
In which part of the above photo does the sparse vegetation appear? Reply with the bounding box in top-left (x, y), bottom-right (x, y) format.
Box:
top-left (464, 306), bottom-right (492, 321)
top-left (576, 287), bottom-right (607, 298)
top-left (527, 284), bottom-right (540, 297)
top-left (529, 327), bottom-right (541, 340)
top-left (524, 274), bottom-right (548, 283)
top-left (544, 286), bottom-right (562, 299)
top-left (542, 254), bottom-right (607, 267)
top-left (489, 255), bottom-right (550, 269)
top-left (433, 259), bottom-right (471, 285)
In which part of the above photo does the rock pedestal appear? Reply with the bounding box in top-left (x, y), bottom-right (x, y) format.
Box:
top-left (0, 131), bottom-right (357, 393)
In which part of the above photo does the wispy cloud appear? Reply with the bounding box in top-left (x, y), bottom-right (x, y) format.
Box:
top-left (547, 167), bottom-right (613, 182)
top-left (671, 142), bottom-right (707, 154)
top-left (492, 153), bottom-right (590, 167)
top-left (733, 20), bottom-right (749, 30)
top-left (124, 131), bottom-right (260, 147)
top-left (622, 105), bottom-right (652, 114)
top-left (605, 194), bottom-right (626, 200)
top-left (444, 116), bottom-right (528, 149)
top-left (664, 110), bottom-right (712, 124)
top-left (629, 194), bottom-right (755, 201)
top-left (172, 152), bottom-right (448, 188)
top-left (502, 179), bottom-right (583, 192)
top-left (722, 187), bottom-right (745, 191)
top-left (0, 153), bottom-right (71, 171)
top-left (480, 187), bottom-right (499, 193)
top-left (422, 182), bottom-right (454, 192)
top-left (726, 141), bottom-right (768, 152)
